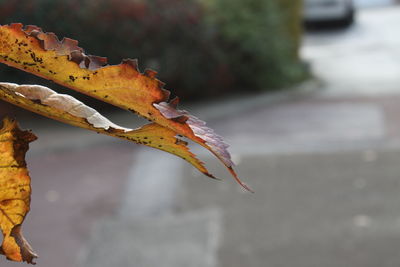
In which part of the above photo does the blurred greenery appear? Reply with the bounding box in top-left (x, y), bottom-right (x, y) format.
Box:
top-left (204, 0), bottom-right (307, 91)
top-left (0, 0), bottom-right (308, 102)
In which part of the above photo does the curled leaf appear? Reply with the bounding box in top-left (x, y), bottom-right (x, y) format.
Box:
top-left (0, 117), bottom-right (37, 264)
top-left (0, 23), bottom-right (251, 190)
top-left (0, 82), bottom-right (213, 178)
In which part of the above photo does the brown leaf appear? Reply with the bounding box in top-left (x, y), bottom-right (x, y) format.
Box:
top-left (0, 117), bottom-right (37, 264)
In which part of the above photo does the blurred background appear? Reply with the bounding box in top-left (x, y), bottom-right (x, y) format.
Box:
top-left (1, 0), bottom-right (400, 266)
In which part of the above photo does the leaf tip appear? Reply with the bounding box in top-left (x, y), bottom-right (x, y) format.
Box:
top-left (204, 172), bottom-right (220, 181)
top-left (228, 167), bottom-right (254, 193)
top-left (10, 225), bottom-right (38, 264)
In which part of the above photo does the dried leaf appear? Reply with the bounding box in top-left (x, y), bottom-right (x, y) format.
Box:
top-left (0, 117), bottom-right (37, 264)
top-left (0, 83), bottom-right (212, 178)
top-left (0, 23), bottom-right (251, 190)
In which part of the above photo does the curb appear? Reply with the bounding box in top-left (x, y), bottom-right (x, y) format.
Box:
top-left (185, 78), bottom-right (322, 121)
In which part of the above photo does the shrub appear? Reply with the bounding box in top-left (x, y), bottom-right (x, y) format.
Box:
top-left (204, 0), bottom-right (307, 90)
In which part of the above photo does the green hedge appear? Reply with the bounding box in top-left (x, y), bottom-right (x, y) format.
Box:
top-left (204, 0), bottom-right (307, 91)
top-left (0, 0), bottom-right (307, 101)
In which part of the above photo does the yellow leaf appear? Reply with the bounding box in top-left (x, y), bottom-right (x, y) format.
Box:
top-left (0, 117), bottom-right (37, 264)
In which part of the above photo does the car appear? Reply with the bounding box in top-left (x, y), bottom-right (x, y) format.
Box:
top-left (304, 0), bottom-right (355, 27)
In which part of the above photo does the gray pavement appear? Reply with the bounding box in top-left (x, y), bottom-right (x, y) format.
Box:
top-left (2, 5), bottom-right (400, 267)
top-left (83, 209), bottom-right (221, 267)
top-left (176, 150), bottom-right (400, 267)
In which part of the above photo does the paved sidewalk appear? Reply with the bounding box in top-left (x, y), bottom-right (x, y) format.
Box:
top-left (176, 149), bottom-right (400, 267)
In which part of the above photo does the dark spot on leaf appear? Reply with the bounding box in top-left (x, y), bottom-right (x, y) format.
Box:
top-left (1, 199), bottom-right (12, 206)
